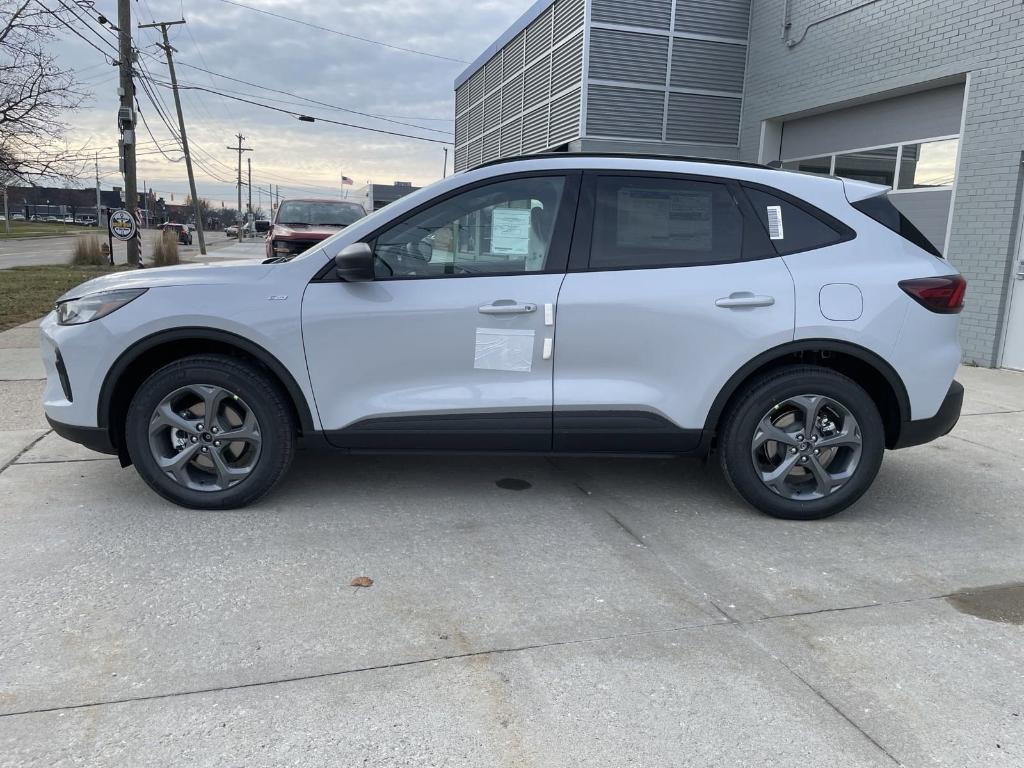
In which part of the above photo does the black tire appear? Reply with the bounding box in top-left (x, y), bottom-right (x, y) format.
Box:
top-left (125, 354), bottom-right (295, 509)
top-left (718, 366), bottom-right (884, 520)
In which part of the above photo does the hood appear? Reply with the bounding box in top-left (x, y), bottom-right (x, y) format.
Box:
top-left (59, 260), bottom-right (274, 301)
top-left (273, 224), bottom-right (345, 240)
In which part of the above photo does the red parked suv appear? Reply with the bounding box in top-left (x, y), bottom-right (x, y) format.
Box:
top-left (266, 199), bottom-right (366, 259)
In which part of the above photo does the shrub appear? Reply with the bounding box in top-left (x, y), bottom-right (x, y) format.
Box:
top-left (151, 230), bottom-right (180, 267)
top-left (69, 236), bottom-right (106, 266)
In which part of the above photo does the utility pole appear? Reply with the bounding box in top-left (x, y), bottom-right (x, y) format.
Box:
top-left (94, 153), bottom-right (102, 228)
top-left (140, 19), bottom-right (207, 255)
top-left (247, 156), bottom-right (252, 227)
top-left (117, 0), bottom-right (140, 265)
top-left (227, 133), bottom-right (251, 242)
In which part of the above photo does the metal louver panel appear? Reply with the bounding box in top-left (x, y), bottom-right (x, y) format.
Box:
top-left (455, 114), bottom-right (469, 146)
top-left (455, 84), bottom-right (470, 115)
top-left (467, 103), bottom-right (483, 138)
top-left (501, 117), bottom-right (523, 155)
top-left (551, 31), bottom-right (583, 94)
top-left (525, 56), bottom-right (551, 109)
top-left (468, 139), bottom-right (483, 168)
top-left (503, 31), bottom-right (526, 78)
top-left (548, 88), bottom-right (581, 145)
top-left (589, 28), bottom-right (668, 86)
top-left (483, 94), bottom-right (502, 133)
top-left (501, 73), bottom-right (524, 121)
top-left (483, 130), bottom-right (501, 162)
top-left (553, 0), bottom-right (584, 42)
top-left (586, 84), bottom-right (665, 140)
top-left (467, 70), bottom-right (485, 105)
top-left (675, 0), bottom-right (751, 40)
top-left (484, 54), bottom-right (503, 94)
top-left (670, 38), bottom-right (746, 93)
top-left (525, 7), bottom-right (553, 63)
top-left (592, 0), bottom-right (672, 30)
top-left (666, 93), bottom-right (741, 144)
top-left (523, 105), bottom-right (550, 153)
top-left (454, 145), bottom-right (469, 172)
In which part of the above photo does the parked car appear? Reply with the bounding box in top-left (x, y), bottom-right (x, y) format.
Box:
top-left (225, 224), bottom-right (239, 238)
top-left (44, 216), bottom-right (59, 222)
top-left (159, 222), bottom-right (193, 245)
top-left (40, 154), bottom-right (965, 517)
top-left (266, 199), bottom-right (365, 259)
top-left (12, 213), bottom-right (25, 221)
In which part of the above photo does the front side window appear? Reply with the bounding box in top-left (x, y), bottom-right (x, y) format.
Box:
top-left (590, 176), bottom-right (743, 269)
top-left (372, 176), bottom-right (565, 278)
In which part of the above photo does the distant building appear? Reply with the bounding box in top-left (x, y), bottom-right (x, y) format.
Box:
top-left (354, 181), bottom-right (421, 212)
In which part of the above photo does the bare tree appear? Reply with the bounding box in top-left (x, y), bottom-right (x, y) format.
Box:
top-left (0, 1), bottom-right (89, 185)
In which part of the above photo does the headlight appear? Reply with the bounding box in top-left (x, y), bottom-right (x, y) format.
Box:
top-left (55, 288), bottom-right (147, 325)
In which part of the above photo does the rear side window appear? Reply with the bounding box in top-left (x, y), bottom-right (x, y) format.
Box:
top-left (743, 187), bottom-right (845, 256)
top-left (851, 195), bottom-right (942, 257)
top-left (589, 176), bottom-right (743, 269)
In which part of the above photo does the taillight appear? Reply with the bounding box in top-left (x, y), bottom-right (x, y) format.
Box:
top-left (899, 275), bottom-right (966, 314)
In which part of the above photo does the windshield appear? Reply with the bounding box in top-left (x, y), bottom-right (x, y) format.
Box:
top-left (276, 201), bottom-right (365, 227)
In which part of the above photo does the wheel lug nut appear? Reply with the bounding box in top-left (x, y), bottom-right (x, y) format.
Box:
top-left (813, 448), bottom-right (820, 455)
top-left (201, 446), bottom-right (209, 453)
top-left (796, 434), bottom-right (803, 441)
top-left (214, 440), bottom-right (221, 447)
top-left (800, 456), bottom-right (808, 462)
top-left (190, 436), bottom-right (198, 443)
top-left (196, 423), bottom-right (204, 431)
top-left (789, 447), bottom-right (797, 454)
top-left (211, 427), bottom-right (218, 434)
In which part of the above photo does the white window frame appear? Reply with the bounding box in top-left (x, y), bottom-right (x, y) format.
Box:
top-left (781, 133), bottom-right (960, 193)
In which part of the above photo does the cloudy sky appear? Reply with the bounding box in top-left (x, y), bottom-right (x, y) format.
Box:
top-left (54, 0), bottom-right (530, 207)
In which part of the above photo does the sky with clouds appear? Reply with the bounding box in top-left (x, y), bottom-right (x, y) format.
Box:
top-left (52, 0), bottom-right (531, 207)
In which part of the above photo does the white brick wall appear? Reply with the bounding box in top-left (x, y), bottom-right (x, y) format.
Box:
top-left (742, 0), bottom-right (1024, 365)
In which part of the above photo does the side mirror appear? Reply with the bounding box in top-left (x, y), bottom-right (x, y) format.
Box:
top-left (334, 242), bottom-right (374, 282)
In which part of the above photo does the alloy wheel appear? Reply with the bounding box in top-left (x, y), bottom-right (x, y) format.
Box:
top-left (147, 384), bottom-right (262, 492)
top-left (750, 394), bottom-right (863, 501)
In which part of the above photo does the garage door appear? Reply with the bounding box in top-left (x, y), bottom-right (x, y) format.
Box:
top-left (779, 84), bottom-right (964, 252)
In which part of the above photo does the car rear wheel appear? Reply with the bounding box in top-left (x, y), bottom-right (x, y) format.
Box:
top-left (125, 354), bottom-right (295, 509)
top-left (718, 366), bottom-right (885, 520)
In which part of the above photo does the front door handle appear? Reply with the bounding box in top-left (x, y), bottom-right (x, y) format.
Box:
top-left (715, 292), bottom-right (776, 309)
top-left (478, 301), bottom-right (537, 315)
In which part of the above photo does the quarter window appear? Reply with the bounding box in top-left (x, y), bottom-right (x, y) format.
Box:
top-left (743, 187), bottom-right (845, 256)
top-left (589, 176), bottom-right (743, 269)
top-left (372, 176), bottom-right (565, 278)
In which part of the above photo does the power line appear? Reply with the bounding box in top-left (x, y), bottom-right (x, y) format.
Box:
top-left (172, 62), bottom-right (453, 132)
top-left (152, 83), bottom-right (454, 145)
top-left (214, 0), bottom-right (468, 64)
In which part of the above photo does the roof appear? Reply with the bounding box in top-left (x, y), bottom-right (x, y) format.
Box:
top-left (454, 0), bottom-right (555, 89)
top-left (472, 152), bottom-right (774, 172)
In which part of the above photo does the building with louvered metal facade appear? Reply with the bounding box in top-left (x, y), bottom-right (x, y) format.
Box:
top-left (452, 0), bottom-right (750, 172)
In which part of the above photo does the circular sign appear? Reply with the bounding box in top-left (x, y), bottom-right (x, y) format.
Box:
top-left (109, 209), bottom-right (137, 241)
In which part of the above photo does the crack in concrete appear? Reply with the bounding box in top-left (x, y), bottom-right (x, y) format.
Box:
top-left (0, 429), bottom-right (51, 476)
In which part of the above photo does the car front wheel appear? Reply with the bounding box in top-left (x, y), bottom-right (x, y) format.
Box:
top-left (125, 354), bottom-right (295, 509)
top-left (718, 366), bottom-right (885, 520)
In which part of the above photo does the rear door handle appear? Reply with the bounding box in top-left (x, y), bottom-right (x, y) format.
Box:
top-left (478, 301), bottom-right (537, 315)
top-left (715, 292), bottom-right (775, 309)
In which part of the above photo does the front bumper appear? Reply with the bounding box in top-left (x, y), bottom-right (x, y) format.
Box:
top-left (891, 380), bottom-right (964, 449)
top-left (46, 415), bottom-right (117, 454)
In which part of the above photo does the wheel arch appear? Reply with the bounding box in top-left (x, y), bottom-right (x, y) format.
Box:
top-left (98, 328), bottom-right (316, 456)
top-left (705, 339), bottom-right (910, 449)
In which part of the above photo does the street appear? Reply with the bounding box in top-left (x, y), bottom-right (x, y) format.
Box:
top-left (0, 317), bottom-right (1021, 766)
top-left (0, 230), bottom-right (251, 269)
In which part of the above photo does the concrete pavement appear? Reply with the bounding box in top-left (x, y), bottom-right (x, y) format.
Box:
top-left (0, 230), bottom-right (253, 269)
top-left (0, 323), bottom-right (1021, 767)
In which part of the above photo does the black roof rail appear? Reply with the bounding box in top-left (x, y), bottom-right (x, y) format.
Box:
top-left (470, 151), bottom-right (775, 172)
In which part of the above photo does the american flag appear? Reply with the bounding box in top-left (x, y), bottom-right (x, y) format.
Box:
top-left (341, 175), bottom-right (354, 186)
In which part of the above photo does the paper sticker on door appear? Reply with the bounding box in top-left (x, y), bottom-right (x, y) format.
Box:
top-left (474, 327), bottom-right (535, 372)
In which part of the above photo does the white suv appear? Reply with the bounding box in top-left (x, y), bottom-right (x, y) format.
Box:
top-left (40, 155), bottom-right (965, 519)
